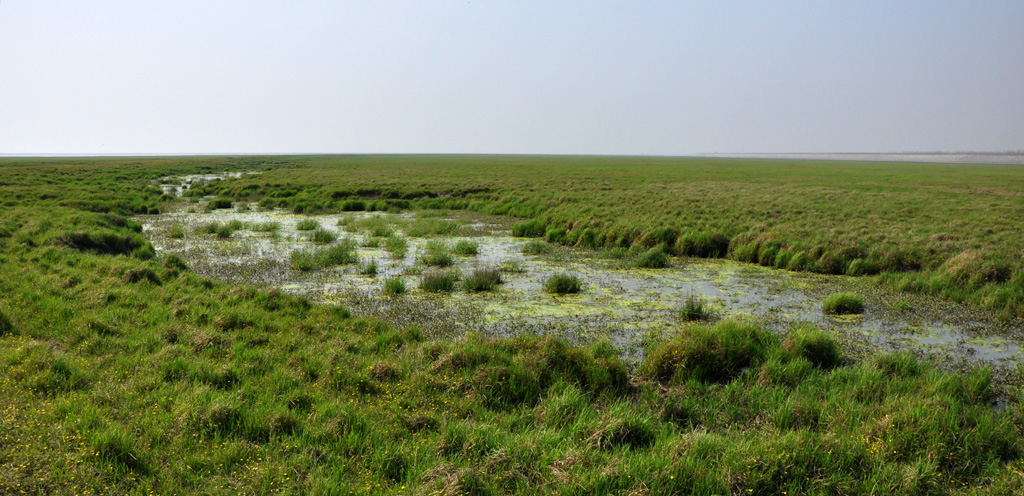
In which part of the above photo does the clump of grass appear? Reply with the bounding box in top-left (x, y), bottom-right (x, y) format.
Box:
top-left (207, 198), bottom-right (232, 210)
top-left (198, 222), bottom-right (220, 235)
top-left (463, 267), bottom-right (503, 292)
top-left (783, 327), bottom-right (842, 369)
top-left (253, 221), bottom-right (280, 232)
top-left (679, 294), bottom-right (716, 321)
top-left (635, 245), bottom-right (670, 268)
top-left (418, 241), bottom-right (454, 267)
top-left (420, 270), bottom-right (461, 293)
top-left (641, 320), bottom-right (774, 383)
top-left (545, 273), bottom-right (582, 294)
top-left (215, 225), bottom-right (234, 239)
top-left (227, 220), bottom-right (244, 231)
top-left (382, 276), bottom-right (407, 295)
top-left (361, 237), bottom-right (381, 248)
top-left (522, 240), bottom-right (552, 255)
top-left (359, 259), bottom-right (379, 276)
top-left (822, 292), bottom-right (865, 315)
top-left (296, 219), bottom-right (320, 231)
top-left (168, 223), bottom-right (186, 239)
top-left (290, 240), bottom-right (358, 271)
top-left (309, 228), bottom-right (337, 244)
top-left (452, 240), bottom-right (479, 256)
top-left (385, 236), bottom-right (409, 259)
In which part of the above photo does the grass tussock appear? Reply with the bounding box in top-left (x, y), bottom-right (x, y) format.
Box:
top-left (382, 276), bottom-right (407, 295)
top-left (679, 294), bottom-right (717, 321)
top-left (418, 241), bottom-right (454, 267)
top-left (823, 292), bottom-right (865, 315)
top-left (295, 219), bottom-right (320, 231)
top-left (522, 240), bottom-right (552, 255)
top-left (462, 267), bottom-right (503, 292)
top-left (452, 240), bottom-right (479, 256)
top-left (290, 239), bottom-right (358, 271)
top-left (420, 269), bottom-right (461, 293)
top-left (545, 273), bottom-right (582, 294)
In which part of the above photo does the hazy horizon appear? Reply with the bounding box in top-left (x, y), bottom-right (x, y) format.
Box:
top-left (2, 1), bottom-right (1022, 155)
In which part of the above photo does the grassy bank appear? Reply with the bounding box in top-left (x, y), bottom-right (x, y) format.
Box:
top-left (2, 156), bottom-right (1024, 494)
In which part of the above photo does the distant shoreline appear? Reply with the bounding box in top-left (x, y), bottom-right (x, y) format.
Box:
top-left (702, 153), bottom-right (1024, 165)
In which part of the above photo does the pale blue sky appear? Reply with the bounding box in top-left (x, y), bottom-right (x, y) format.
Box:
top-left (1, 1), bottom-right (1021, 155)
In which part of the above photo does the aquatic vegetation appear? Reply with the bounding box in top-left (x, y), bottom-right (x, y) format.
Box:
top-left (545, 273), bottom-right (582, 294)
top-left (215, 225), bottom-right (233, 239)
top-left (384, 235), bottom-right (409, 259)
top-left (418, 241), bottom-right (454, 267)
top-left (463, 267), bottom-right (503, 292)
top-left (290, 240), bottom-right (358, 270)
top-left (420, 269), bottom-right (461, 293)
top-left (452, 240), bottom-right (479, 256)
top-left (296, 219), bottom-right (320, 231)
top-left (227, 219), bottom-right (244, 231)
top-left (309, 228), bottom-right (337, 244)
top-left (382, 276), bottom-right (407, 295)
top-left (253, 221), bottom-right (281, 232)
top-left (522, 240), bottom-right (552, 255)
top-left (679, 294), bottom-right (717, 321)
top-left (198, 221), bottom-right (220, 235)
top-left (359, 259), bottom-right (379, 276)
top-left (823, 292), bottom-right (865, 315)
top-left (168, 223), bottom-right (186, 239)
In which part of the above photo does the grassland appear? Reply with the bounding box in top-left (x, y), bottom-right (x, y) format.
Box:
top-left (1, 155), bottom-right (1024, 494)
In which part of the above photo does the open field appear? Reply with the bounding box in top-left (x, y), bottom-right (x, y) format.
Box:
top-left (2, 155), bottom-right (1024, 494)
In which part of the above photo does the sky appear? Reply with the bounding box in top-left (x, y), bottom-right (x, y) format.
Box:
top-left (1, 1), bottom-right (1022, 155)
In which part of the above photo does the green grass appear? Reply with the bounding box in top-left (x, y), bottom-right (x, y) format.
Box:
top-left (545, 273), bottom-right (583, 294)
top-left (382, 276), bottom-right (407, 296)
top-left (290, 239), bottom-right (359, 271)
top-left (418, 241), bottom-right (454, 267)
top-left (2, 155), bottom-right (1024, 494)
top-left (309, 228), bottom-right (338, 244)
top-left (462, 267), bottom-right (503, 292)
top-left (359, 259), bottom-right (379, 276)
top-left (253, 221), bottom-right (281, 232)
top-left (634, 245), bottom-right (670, 268)
top-left (168, 223), bottom-right (186, 239)
top-left (679, 294), bottom-right (717, 321)
top-left (384, 235), bottom-right (409, 259)
top-left (420, 269), bottom-right (461, 293)
top-left (452, 240), bottom-right (479, 256)
top-left (522, 240), bottom-right (552, 255)
top-left (823, 292), bottom-right (866, 315)
top-left (295, 219), bottom-right (320, 231)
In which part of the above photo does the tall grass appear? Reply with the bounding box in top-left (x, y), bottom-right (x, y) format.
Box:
top-left (823, 292), bottom-right (865, 314)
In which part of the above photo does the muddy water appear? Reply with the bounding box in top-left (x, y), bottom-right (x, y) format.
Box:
top-left (141, 183), bottom-right (1023, 371)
